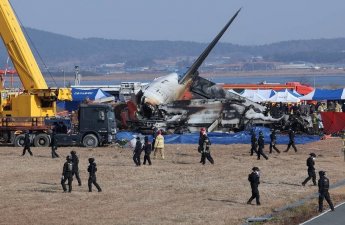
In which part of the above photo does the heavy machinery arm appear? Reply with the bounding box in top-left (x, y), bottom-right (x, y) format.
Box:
top-left (0, 0), bottom-right (71, 117)
top-left (0, 0), bottom-right (47, 90)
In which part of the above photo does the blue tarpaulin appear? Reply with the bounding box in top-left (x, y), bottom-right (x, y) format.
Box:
top-left (300, 88), bottom-right (345, 101)
top-left (116, 127), bottom-right (320, 145)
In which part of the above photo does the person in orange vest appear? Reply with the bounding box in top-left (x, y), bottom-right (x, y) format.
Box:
top-left (153, 130), bottom-right (165, 159)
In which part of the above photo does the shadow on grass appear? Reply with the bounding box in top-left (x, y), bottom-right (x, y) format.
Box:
top-left (208, 198), bottom-right (246, 205)
top-left (172, 161), bottom-right (194, 165)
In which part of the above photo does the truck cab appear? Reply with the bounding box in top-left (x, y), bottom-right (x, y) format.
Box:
top-left (55, 104), bottom-right (116, 147)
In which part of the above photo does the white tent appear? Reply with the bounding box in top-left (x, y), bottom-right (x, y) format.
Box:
top-left (240, 90), bottom-right (267, 102)
top-left (267, 89), bottom-right (301, 103)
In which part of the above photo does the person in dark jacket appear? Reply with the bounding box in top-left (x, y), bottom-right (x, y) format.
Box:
top-left (250, 131), bottom-right (258, 156)
top-left (302, 153), bottom-right (317, 186)
top-left (284, 129), bottom-right (298, 152)
top-left (142, 136), bottom-right (152, 165)
top-left (151, 127), bottom-right (158, 151)
top-left (133, 137), bottom-right (142, 166)
top-left (51, 131), bottom-right (59, 158)
top-left (22, 131), bottom-right (33, 156)
top-left (61, 156), bottom-right (73, 192)
top-left (247, 167), bottom-right (261, 205)
top-left (70, 150), bottom-right (81, 186)
top-left (257, 131), bottom-right (268, 160)
top-left (269, 130), bottom-right (280, 154)
top-left (200, 130), bottom-right (214, 165)
top-left (87, 158), bottom-right (102, 192)
top-left (318, 171), bottom-right (334, 212)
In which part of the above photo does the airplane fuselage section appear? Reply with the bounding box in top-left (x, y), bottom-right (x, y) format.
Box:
top-left (141, 72), bottom-right (191, 106)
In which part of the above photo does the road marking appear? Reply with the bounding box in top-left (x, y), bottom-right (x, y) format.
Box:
top-left (299, 201), bottom-right (345, 225)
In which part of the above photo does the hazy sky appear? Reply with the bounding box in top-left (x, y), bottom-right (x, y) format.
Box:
top-left (9, 0), bottom-right (345, 45)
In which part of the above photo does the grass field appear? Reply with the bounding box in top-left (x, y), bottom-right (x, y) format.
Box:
top-left (0, 138), bottom-right (344, 225)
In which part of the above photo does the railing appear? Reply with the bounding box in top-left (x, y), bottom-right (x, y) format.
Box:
top-left (1, 117), bottom-right (46, 128)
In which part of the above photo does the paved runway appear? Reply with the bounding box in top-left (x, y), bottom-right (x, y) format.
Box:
top-left (300, 202), bottom-right (345, 225)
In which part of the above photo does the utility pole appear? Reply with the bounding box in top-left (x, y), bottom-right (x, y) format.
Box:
top-left (62, 69), bottom-right (65, 87)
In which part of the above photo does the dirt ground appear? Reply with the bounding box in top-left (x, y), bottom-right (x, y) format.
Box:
top-left (0, 138), bottom-right (344, 225)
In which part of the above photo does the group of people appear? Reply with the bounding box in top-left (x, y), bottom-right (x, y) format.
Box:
top-left (21, 130), bottom-right (60, 159)
top-left (61, 150), bottom-right (102, 193)
top-left (132, 130), bottom-right (165, 166)
top-left (21, 124), bottom-right (339, 213)
top-left (300, 153), bottom-right (335, 212)
top-left (250, 128), bottom-right (297, 160)
top-left (246, 163), bottom-right (334, 213)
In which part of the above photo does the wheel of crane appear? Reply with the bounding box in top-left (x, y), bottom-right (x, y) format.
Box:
top-left (34, 133), bottom-right (50, 147)
top-left (82, 134), bottom-right (99, 148)
top-left (14, 134), bottom-right (25, 147)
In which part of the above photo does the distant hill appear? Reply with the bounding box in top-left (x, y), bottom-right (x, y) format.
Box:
top-left (1, 27), bottom-right (345, 70)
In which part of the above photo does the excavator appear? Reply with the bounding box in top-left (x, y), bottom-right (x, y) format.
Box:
top-left (0, 0), bottom-right (116, 147)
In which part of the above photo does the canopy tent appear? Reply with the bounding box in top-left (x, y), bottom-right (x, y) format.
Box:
top-left (58, 88), bottom-right (113, 112)
top-left (278, 89), bottom-right (302, 97)
top-left (240, 92), bottom-right (266, 102)
top-left (300, 88), bottom-right (345, 101)
top-left (267, 89), bottom-right (301, 103)
top-left (240, 89), bottom-right (276, 102)
top-left (241, 89), bottom-right (276, 99)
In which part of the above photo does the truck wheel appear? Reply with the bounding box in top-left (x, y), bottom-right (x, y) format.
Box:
top-left (14, 134), bottom-right (25, 147)
top-left (34, 133), bottom-right (50, 147)
top-left (82, 134), bottom-right (98, 147)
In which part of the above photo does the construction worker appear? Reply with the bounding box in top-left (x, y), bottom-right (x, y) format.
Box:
top-left (87, 158), bottom-right (102, 192)
top-left (50, 131), bottom-right (59, 158)
top-left (247, 167), bottom-right (261, 205)
top-left (142, 136), bottom-right (152, 165)
top-left (257, 131), bottom-right (268, 160)
top-left (153, 130), bottom-right (165, 159)
top-left (199, 128), bottom-right (214, 165)
top-left (61, 156), bottom-right (73, 193)
top-left (302, 153), bottom-right (317, 186)
top-left (250, 130), bottom-right (258, 156)
top-left (22, 131), bottom-right (33, 156)
top-left (269, 130), bottom-right (280, 154)
top-left (318, 171), bottom-right (335, 212)
top-left (133, 137), bottom-right (142, 166)
top-left (70, 151), bottom-right (82, 186)
top-left (284, 129), bottom-right (298, 152)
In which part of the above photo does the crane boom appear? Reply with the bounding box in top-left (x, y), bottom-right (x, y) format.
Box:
top-left (0, 0), bottom-right (47, 90)
top-left (0, 0), bottom-right (71, 117)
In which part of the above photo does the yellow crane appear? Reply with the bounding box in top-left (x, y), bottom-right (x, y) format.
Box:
top-left (0, 0), bottom-right (71, 117)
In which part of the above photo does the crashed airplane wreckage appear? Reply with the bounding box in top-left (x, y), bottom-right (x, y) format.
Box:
top-left (117, 9), bottom-right (286, 133)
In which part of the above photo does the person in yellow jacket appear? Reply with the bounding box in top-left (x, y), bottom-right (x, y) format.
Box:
top-left (153, 130), bottom-right (165, 159)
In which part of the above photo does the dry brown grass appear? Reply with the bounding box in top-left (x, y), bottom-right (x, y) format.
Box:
top-left (0, 138), bottom-right (344, 225)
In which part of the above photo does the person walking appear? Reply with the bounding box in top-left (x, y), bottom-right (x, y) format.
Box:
top-left (153, 130), bottom-right (165, 159)
top-left (51, 131), bottom-right (59, 158)
top-left (199, 129), bottom-right (214, 165)
top-left (247, 167), bottom-right (261, 205)
top-left (284, 129), bottom-right (298, 152)
top-left (250, 131), bottom-right (258, 156)
top-left (70, 150), bottom-right (82, 186)
top-left (61, 156), bottom-right (73, 193)
top-left (142, 136), bottom-right (152, 165)
top-left (302, 153), bottom-right (317, 186)
top-left (133, 137), bottom-right (142, 166)
top-left (269, 130), bottom-right (280, 154)
top-left (257, 131), bottom-right (268, 160)
top-left (87, 158), bottom-right (102, 192)
top-left (318, 171), bottom-right (335, 212)
top-left (22, 131), bottom-right (33, 156)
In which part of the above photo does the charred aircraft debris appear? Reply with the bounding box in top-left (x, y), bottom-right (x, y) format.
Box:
top-left (116, 9), bottom-right (310, 134)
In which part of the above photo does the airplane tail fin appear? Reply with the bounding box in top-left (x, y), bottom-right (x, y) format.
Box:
top-left (178, 8), bottom-right (241, 84)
